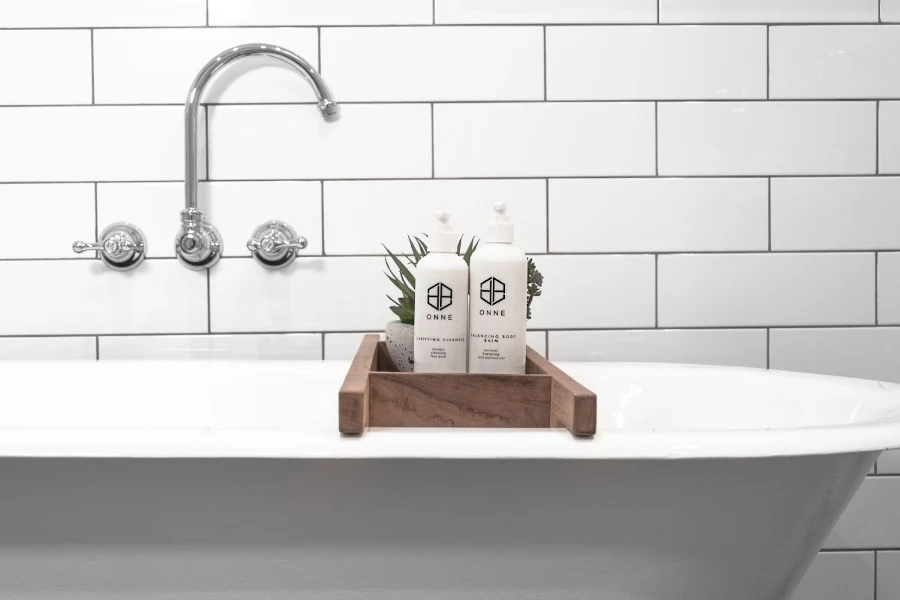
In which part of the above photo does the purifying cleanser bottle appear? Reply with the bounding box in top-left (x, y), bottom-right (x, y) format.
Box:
top-left (468, 203), bottom-right (527, 374)
top-left (413, 212), bottom-right (469, 373)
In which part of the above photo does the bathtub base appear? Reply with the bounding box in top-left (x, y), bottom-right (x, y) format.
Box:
top-left (0, 452), bottom-right (877, 600)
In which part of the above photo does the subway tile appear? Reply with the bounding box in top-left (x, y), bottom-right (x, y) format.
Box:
top-left (209, 0), bottom-right (431, 25)
top-left (658, 253), bottom-right (875, 327)
top-left (0, 260), bottom-right (207, 336)
top-left (659, 0), bottom-right (878, 23)
top-left (99, 334), bottom-right (321, 359)
top-left (880, 552), bottom-right (900, 600)
top-left (97, 181), bottom-right (322, 259)
top-left (886, 1), bottom-right (900, 21)
top-left (771, 178), bottom-right (900, 250)
top-left (658, 102), bottom-right (876, 176)
top-left (525, 331), bottom-right (547, 357)
top-left (0, 0), bottom-right (206, 27)
top-left (548, 329), bottom-right (768, 367)
top-left (791, 552), bottom-right (874, 600)
top-left (0, 184), bottom-right (95, 259)
top-left (527, 255), bottom-right (656, 329)
top-left (879, 253), bottom-right (900, 324)
top-left (434, 103), bottom-right (655, 178)
top-left (547, 26), bottom-right (766, 100)
top-left (549, 178), bottom-right (768, 253)
top-left (771, 26), bottom-right (900, 99)
top-left (324, 332), bottom-right (383, 360)
top-left (94, 28), bottom-right (319, 104)
top-left (826, 476), bottom-right (900, 549)
top-left (770, 328), bottom-right (900, 382)
top-left (0, 30), bottom-right (92, 105)
top-left (321, 27), bottom-right (543, 102)
top-left (0, 337), bottom-right (96, 360)
top-left (881, 451), bottom-right (900, 474)
top-left (210, 257), bottom-right (395, 332)
top-left (0, 106), bottom-right (204, 183)
top-left (880, 102), bottom-right (900, 174)
top-left (208, 104), bottom-right (431, 180)
top-left (323, 179), bottom-right (546, 254)
top-left (435, 0), bottom-right (657, 23)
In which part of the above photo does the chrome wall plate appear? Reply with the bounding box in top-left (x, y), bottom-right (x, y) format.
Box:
top-left (246, 220), bottom-right (308, 269)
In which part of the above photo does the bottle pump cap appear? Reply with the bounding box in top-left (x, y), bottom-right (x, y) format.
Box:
top-left (484, 202), bottom-right (514, 244)
top-left (430, 211), bottom-right (459, 253)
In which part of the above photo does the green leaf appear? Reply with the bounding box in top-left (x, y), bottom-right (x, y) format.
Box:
top-left (383, 250), bottom-right (416, 290)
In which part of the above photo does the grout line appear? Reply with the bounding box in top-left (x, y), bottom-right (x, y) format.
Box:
top-left (2, 174), bottom-right (900, 186)
top-left (317, 27), bottom-right (322, 72)
top-left (430, 103), bottom-right (435, 178)
top-left (545, 330), bottom-right (549, 358)
top-left (6, 324), bottom-right (900, 341)
top-left (89, 29), bottom-right (95, 104)
top-left (206, 0), bottom-right (209, 26)
top-left (766, 328), bottom-right (770, 369)
top-left (768, 178), bottom-right (772, 251)
top-left (542, 26), bottom-right (547, 101)
top-left (320, 180), bottom-right (326, 255)
top-left (2, 249), bottom-right (897, 262)
top-left (321, 332), bottom-right (326, 360)
top-left (433, 0), bottom-right (436, 24)
top-left (95, 336), bottom-right (99, 361)
top-left (766, 26), bottom-right (770, 100)
top-left (0, 22), bottom-right (893, 30)
top-left (876, 252), bottom-right (880, 324)
top-left (654, 254), bottom-right (659, 328)
top-left (2, 98), bottom-right (899, 108)
top-left (654, 102), bottom-right (659, 176)
top-left (545, 178), bottom-right (550, 252)
top-left (93, 183), bottom-right (98, 241)
top-left (875, 550), bottom-right (879, 600)
top-left (877, 101), bottom-right (881, 174)
top-left (880, 0), bottom-right (883, 23)
top-left (657, 0), bottom-right (660, 23)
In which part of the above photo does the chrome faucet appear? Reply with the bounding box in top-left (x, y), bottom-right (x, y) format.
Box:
top-left (176, 43), bottom-right (340, 270)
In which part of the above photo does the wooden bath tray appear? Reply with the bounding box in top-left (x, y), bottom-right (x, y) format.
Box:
top-left (339, 334), bottom-right (596, 436)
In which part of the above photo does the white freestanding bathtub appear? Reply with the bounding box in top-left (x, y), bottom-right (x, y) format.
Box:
top-left (0, 360), bottom-right (898, 600)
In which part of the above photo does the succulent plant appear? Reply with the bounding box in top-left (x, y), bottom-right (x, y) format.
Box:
top-left (527, 257), bottom-right (543, 321)
top-left (384, 236), bottom-right (544, 325)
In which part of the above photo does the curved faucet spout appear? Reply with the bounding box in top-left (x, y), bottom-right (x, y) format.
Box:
top-left (185, 43), bottom-right (339, 212)
top-left (177, 43), bottom-right (339, 270)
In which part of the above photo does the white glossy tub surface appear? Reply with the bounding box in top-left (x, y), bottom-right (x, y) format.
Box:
top-left (1, 360), bottom-right (898, 600)
top-left (1, 360), bottom-right (899, 459)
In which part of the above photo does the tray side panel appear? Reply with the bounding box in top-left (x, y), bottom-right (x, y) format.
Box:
top-left (526, 347), bottom-right (597, 436)
top-left (338, 334), bottom-right (380, 434)
top-left (368, 373), bottom-right (552, 428)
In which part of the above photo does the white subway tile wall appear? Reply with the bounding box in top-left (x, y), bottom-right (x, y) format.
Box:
top-left (770, 26), bottom-right (900, 98)
top-left (546, 26), bottom-right (767, 100)
top-left (881, 102), bottom-right (900, 173)
top-left (0, 4), bottom-right (897, 595)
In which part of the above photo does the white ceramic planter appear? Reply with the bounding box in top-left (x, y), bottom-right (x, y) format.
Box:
top-left (385, 320), bottom-right (414, 372)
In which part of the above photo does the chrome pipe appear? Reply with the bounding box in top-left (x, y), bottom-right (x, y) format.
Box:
top-left (177, 43), bottom-right (339, 270)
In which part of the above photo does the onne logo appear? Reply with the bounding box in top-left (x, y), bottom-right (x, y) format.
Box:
top-left (480, 277), bottom-right (506, 306)
top-left (427, 282), bottom-right (453, 311)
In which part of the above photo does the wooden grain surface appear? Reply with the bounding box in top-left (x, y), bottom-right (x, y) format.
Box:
top-left (526, 347), bottom-right (597, 436)
top-left (368, 372), bottom-right (552, 428)
top-left (338, 334), bottom-right (380, 434)
top-left (338, 339), bottom-right (596, 436)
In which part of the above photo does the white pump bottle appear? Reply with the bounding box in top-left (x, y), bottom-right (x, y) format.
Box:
top-left (468, 203), bottom-right (527, 374)
top-left (413, 212), bottom-right (469, 373)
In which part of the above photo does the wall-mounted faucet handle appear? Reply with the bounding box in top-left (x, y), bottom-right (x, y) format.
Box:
top-left (72, 223), bottom-right (146, 271)
top-left (246, 221), bottom-right (307, 269)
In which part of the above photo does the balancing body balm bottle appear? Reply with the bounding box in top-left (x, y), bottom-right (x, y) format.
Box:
top-left (468, 203), bottom-right (527, 374)
top-left (413, 212), bottom-right (469, 373)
